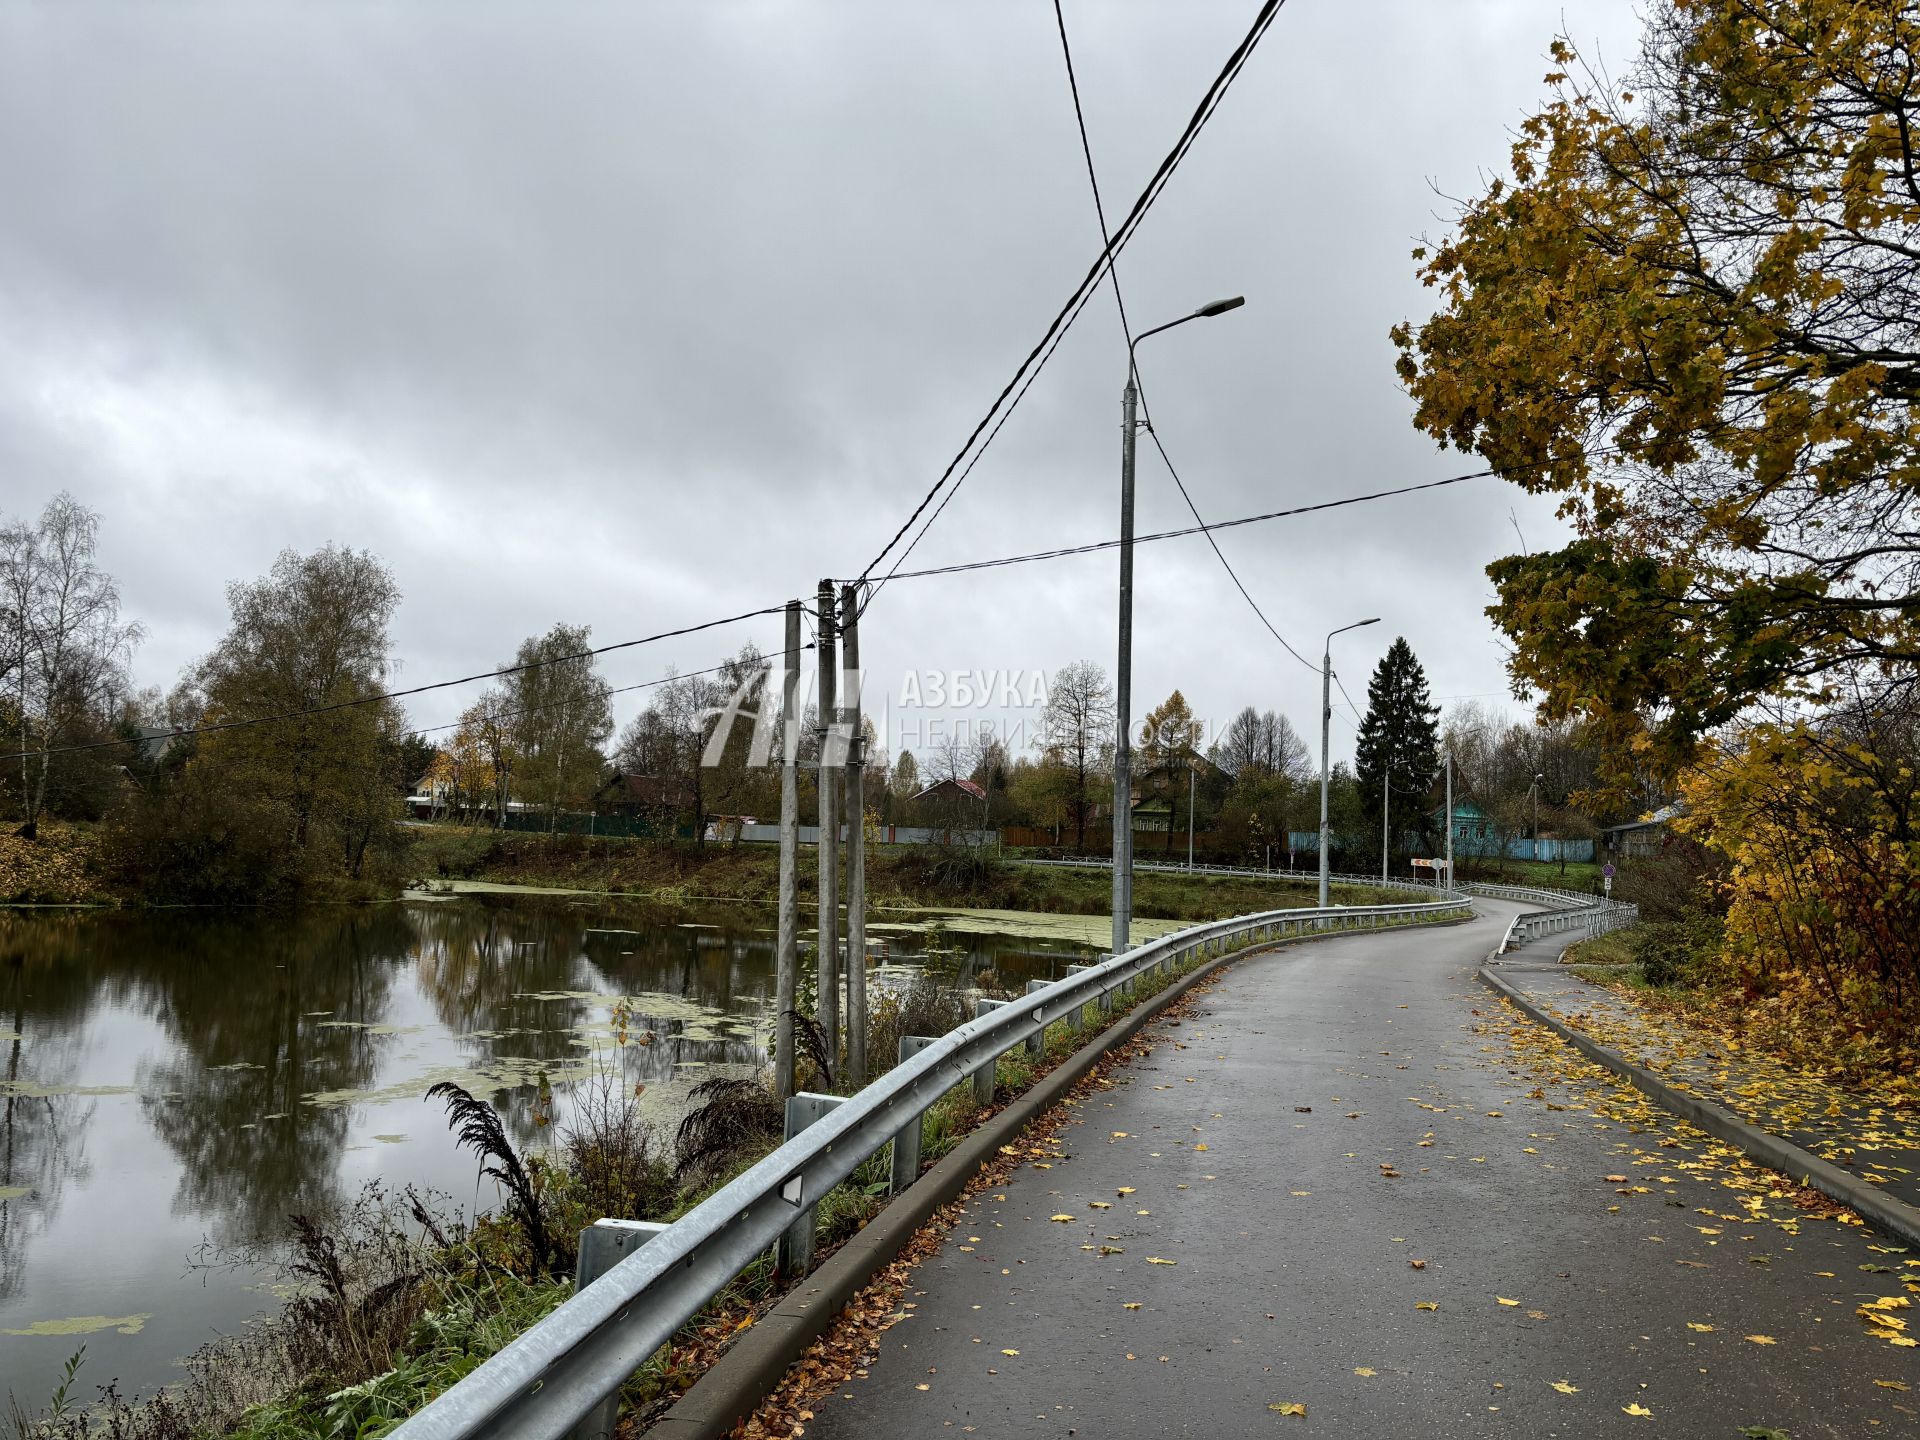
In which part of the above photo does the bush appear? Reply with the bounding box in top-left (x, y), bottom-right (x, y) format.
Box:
top-left (559, 1069), bottom-right (676, 1223)
top-left (1632, 911), bottom-right (1723, 988)
top-left (868, 975), bottom-right (970, 1074)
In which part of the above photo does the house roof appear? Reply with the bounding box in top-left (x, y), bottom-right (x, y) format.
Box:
top-left (1602, 802), bottom-right (1684, 836)
top-left (596, 771), bottom-right (695, 807)
top-left (911, 777), bottom-right (987, 802)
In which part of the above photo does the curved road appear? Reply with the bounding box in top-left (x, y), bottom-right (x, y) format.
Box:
top-left (800, 899), bottom-right (1918, 1437)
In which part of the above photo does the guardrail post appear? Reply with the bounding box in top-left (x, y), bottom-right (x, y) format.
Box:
top-left (569, 1218), bottom-right (669, 1440)
top-left (889, 1037), bottom-right (937, 1194)
top-left (1024, 981), bottom-right (1050, 1055)
top-left (777, 1092), bottom-right (844, 1278)
top-left (1064, 965), bottom-right (1097, 1027)
top-left (1093, 956), bottom-right (1114, 1013)
top-left (972, 999), bottom-right (1008, 1104)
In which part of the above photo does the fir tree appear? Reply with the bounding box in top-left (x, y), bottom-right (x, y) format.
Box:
top-left (1354, 637), bottom-right (1440, 856)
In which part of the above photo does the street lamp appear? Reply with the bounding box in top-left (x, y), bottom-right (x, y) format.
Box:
top-left (1530, 772), bottom-right (1545, 845)
top-left (1112, 296), bottom-right (1246, 959)
top-left (1318, 617), bottom-right (1380, 908)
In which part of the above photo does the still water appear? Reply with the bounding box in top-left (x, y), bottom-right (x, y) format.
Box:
top-left (0, 893), bottom-right (1132, 1408)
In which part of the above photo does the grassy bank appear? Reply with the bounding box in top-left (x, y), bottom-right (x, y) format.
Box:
top-left (404, 827), bottom-right (1413, 919)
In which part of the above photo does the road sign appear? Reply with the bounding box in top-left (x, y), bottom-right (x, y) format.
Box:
top-left (1411, 858), bottom-right (1448, 870)
top-left (1603, 863), bottom-right (1615, 878)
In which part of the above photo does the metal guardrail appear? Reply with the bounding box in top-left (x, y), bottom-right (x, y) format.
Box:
top-left (1463, 880), bottom-right (1601, 908)
top-left (1020, 854), bottom-right (1457, 899)
top-left (1504, 899), bottom-right (1639, 949)
top-left (389, 892), bottom-right (1472, 1440)
top-left (1463, 880), bottom-right (1637, 953)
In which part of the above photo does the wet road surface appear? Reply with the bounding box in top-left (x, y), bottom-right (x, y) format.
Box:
top-left (802, 900), bottom-right (1920, 1438)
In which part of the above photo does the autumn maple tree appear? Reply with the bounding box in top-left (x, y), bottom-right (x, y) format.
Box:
top-left (1393, 0), bottom-right (1920, 777)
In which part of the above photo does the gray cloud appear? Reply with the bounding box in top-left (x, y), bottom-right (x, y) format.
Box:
top-left (0, 0), bottom-right (1643, 757)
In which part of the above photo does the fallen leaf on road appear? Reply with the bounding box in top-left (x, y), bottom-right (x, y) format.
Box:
top-left (1497, 1297), bottom-right (1520, 1306)
top-left (1146, 1257), bottom-right (1177, 1265)
top-left (1268, 1402), bottom-right (1307, 1416)
top-left (1117, 1186), bottom-right (1136, 1196)
top-left (1049, 1214), bottom-right (1075, 1223)
top-left (1123, 1302), bottom-right (1141, 1310)
top-left (1874, 1379), bottom-right (1910, 1391)
top-left (1549, 1380), bottom-right (1579, 1394)
top-left (1605, 1175), bottom-right (1629, 1183)
top-left (1416, 1301), bottom-right (1439, 1311)
top-left (915, 1383), bottom-right (929, 1391)
top-left (1089, 1201), bottom-right (1112, 1209)
top-left (1195, 1143), bottom-right (1209, 1151)
top-left (1622, 1403), bottom-right (1653, 1417)
top-left (1409, 1259), bottom-right (1427, 1270)
top-left (1001, 1348), bottom-right (1019, 1356)
top-left (1687, 1322), bottom-right (1714, 1332)
top-left (1744, 1335), bottom-right (1777, 1345)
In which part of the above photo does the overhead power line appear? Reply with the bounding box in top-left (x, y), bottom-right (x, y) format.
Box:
top-left (0, 603), bottom-right (793, 765)
top-left (408, 650), bottom-right (804, 741)
top-left (845, 468), bottom-right (1493, 584)
top-left (1050, 0), bottom-right (1314, 675)
top-left (856, 0), bottom-right (1284, 593)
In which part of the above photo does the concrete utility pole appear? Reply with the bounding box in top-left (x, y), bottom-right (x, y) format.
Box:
top-left (839, 582), bottom-right (867, 1090)
top-left (1444, 749), bottom-right (1454, 893)
top-left (1319, 617), bottom-right (1379, 908)
top-left (1112, 295), bottom-right (1245, 958)
top-left (1112, 369), bottom-right (1139, 960)
top-left (1381, 772), bottom-right (1390, 884)
top-left (815, 581), bottom-right (840, 1072)
top-left (774, 600), bottom-right (801, 1101)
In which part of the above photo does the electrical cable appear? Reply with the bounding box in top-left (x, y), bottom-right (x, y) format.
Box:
top-left (1, 603), bottom-right (794, 764)
top-left (1049, 0), bottom-right (1316, 675)
top-left (855, 0), bottom-right (1283, 590)
top-left (842, 468), bottom-right (1492, 584)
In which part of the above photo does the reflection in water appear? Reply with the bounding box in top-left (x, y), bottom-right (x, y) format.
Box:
top-left (0, 896), bottom-right (1093, 1405)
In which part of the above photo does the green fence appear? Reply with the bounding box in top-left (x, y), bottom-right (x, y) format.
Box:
top-left (497, 811), bottom-right (689, 840)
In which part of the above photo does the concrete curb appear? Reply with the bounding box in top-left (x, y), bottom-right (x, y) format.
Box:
top-left (1478, 961), bottom-right (1920, 1250)
top-left (647, 914), bottom-right (1469, 1438)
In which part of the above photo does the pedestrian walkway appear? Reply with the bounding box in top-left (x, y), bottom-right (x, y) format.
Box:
top-left (1494, 950), bottom-right (1920, 1217)
top-left (753, 901), bottom-right (1917, 1438)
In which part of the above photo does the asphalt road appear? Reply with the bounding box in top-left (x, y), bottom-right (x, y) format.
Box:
top-left (804, 900), bottom-right (1920, 1438)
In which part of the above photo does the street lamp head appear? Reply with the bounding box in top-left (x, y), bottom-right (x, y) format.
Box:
top-left (1195, 295), bottom-right (1246, 317)
top-left (1358, 617), bottom-right (1381, 628)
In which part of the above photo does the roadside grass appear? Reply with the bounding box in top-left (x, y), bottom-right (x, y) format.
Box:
top-left (402, 827), bottom-right (1411, 921)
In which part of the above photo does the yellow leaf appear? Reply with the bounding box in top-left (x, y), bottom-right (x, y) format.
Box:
top-left (1049, 1214), bottom-right (1075, 1223)
top-left (1874, 1379), bottom-right (1910, 1391)
top-left (1622, 1403), bottom-right (1653, 1417)
top-left (1195, 1143), bottom-right (1209, 1151)
top-left (1744, 1334), bottom-right (1776, 1345)
top-left (1268, 1402), bottom-right (1307, 1416)
top-left (1001, 1348), bottom-right (1019, 1356)
top-left (1549, 1380), bottom-right (1579, 1395)
top-left (1123, 1302), bottom-right (1141, 1310)
top-left (1416, 1301), bottom-right (1439, 1311)
top-left (1354, 1367), bottom-right (1376, 1377)
top-left (1686, 1322), bottom-right (1714, 1332)
top-left (1497, 1297), bottom-right (1521, 1306)
top-left (1090, 1201), bottom-right (1112, 1209)
top-left (1117, 1186), bottom-right (1136, 1196)
top-left (1146, 1257), bottom-right (1177, 1265)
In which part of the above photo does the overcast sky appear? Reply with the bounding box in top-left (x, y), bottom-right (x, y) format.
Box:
top-left (0, 1), bottom-right (1643, 769)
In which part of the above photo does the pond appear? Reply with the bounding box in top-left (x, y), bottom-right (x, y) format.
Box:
top-left (0, 894), bottom-right (1173, 1408)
